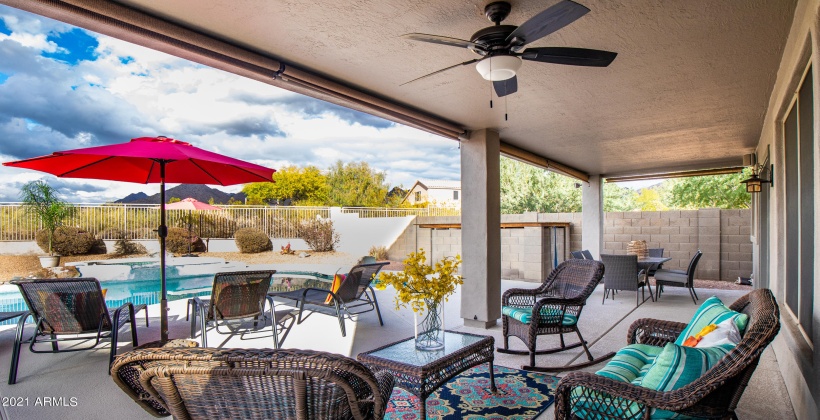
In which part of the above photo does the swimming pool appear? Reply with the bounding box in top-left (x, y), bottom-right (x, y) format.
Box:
top-left (0, 258), bottom-right (335, 325)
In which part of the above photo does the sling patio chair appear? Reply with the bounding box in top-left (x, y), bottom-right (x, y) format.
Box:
top-left (655, 250), bottom-right (703, 304)
top-left (581, 250), bottom-right (595, 260)
top-left (600, 254), bottom-right (654, 306)
top-left (8, 278), bottom-right (139, 384)
top-left (498, 259), bottom-right (615, 372)
top-left (270, 262), bottom-right (388, 337)
top-left (111, 345), bottom-right (395, 420)
top-left (189, 270), bottom-right (295, 348)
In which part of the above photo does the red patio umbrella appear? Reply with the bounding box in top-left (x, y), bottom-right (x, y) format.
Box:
top-left (165, 198), bottom-right (223, 255)
top-left (3, 136), bottom-right (275, 341)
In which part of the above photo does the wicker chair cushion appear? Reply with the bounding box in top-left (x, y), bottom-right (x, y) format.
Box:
top-left (640, 343), bottom-right (735, 392)
top-left (595, 344), bottom-right (663, 384)
top-left (653, 270), bottom-right (687, 283)
top-left (674, 296), bottom-right (749, 346)
top-left (501, 306), bottom-right (578, 326)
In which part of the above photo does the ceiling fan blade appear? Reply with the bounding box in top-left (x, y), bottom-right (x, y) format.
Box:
top-left (520, 47), bottom-right (617, 67)
top-left (401, 33), bottom-right (484, 50)
top-left (400, 59), bottom-right (480, 86)
top-left (493, 76), bottom-right (518, 97)
top-left (506, 0), bottom-right (589, 45)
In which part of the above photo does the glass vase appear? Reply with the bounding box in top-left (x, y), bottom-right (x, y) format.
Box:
top-left (414, 298), bottom-right (444, 351)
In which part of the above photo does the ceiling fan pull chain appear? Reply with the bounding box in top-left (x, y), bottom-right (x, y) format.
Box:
top-left (505, 96), bottom-right (508, 121)
top-left (489, 57), bottom-right (494, 109)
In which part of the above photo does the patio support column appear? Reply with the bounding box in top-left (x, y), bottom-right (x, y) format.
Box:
top-left (460, 129), bottom-right (501, 328)
top-left (582, 175), bottom-right (604, 259)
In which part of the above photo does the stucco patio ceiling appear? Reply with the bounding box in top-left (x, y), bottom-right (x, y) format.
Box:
top-left (52, 1), bottom-right (801, 177)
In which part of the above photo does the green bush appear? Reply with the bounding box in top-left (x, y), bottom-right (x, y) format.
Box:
top-left (299, 219), bottom-right (340, 252)
top-left (35, 227), bottom-right (96, 256)
top-left (234, 228), bottom-right (272, 253)
top-left (163, 227), bottom-right (205, 254)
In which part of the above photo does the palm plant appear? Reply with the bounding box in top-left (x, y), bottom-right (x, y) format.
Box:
top-left (20, 180), bottom-right (74, 256)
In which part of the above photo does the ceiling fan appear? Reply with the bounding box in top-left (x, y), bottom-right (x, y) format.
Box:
top-left (401, 0), bottom-right (617, 97)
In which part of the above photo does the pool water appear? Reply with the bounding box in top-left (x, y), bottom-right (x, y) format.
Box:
top-left (0, 266), bottom-right (333, 325)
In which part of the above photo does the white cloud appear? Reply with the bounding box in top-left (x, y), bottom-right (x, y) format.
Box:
top-left (0, 6), bottom-right (461, 202)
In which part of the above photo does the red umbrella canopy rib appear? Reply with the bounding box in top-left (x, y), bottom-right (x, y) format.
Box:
top-left (2, 136), bottom-right (275, 185)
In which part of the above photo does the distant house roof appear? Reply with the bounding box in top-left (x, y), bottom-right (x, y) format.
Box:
top-left (401, 180), bottom-right (462, 203)
top-left (418, 180), bottom-right (461, 190)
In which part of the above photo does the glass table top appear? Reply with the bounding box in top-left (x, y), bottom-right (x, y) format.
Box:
top-left (364, 331), bottom-right (487, 367)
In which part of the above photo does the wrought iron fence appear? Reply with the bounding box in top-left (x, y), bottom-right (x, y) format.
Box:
top-left (0, 204), bottom-right (460, 240)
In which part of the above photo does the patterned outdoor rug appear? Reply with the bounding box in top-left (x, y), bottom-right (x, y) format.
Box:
top-left (385, 365), bottom-right (558, 420)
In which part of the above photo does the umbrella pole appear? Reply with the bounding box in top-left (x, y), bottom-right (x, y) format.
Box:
top-left (159, 162), bottom-right (169, 342)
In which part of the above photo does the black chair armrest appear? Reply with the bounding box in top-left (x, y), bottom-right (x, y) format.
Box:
top-left (112, 302), bottom-right (135, 329)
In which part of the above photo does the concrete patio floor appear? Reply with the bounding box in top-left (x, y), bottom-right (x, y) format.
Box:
top-left (0, 279), bottom-right (793, 420)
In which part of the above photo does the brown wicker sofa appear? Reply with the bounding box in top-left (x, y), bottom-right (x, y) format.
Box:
top-left (555, 288), bottom-right (780, 419)
top-left (111, 342), bottom-right (395, 420)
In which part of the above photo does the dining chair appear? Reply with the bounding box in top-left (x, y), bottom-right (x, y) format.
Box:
top-left (655, 250), bottom-right (703, 304)
top-left (600, 254), bottom-right (653, 306)
top-left (646, 248), bottom-right (665, 276)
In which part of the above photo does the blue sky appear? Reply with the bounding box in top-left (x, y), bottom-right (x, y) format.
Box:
top-left (0, 5), bottom-right (461, 202)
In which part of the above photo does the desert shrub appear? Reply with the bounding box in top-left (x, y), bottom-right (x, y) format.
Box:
top-left (369, 245), bottom-right (388, 261)
top-left (163, 227), bottom-right (206, 254)
top-left (35, 227), bottom-right (96, 256)
top-left (114, 238), bottom-right (148, 256)
top-left (299, 219), bottom-right (340, 252)
top-left (234, 228), bottom-right (273, 253)
top-left (88, 239), bottom-right (107, 254)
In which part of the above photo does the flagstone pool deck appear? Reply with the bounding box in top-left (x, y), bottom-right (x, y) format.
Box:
top-left (0, 277), bottom-right (793, 420)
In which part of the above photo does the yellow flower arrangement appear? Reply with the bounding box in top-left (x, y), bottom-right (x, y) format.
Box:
top-left (375, 249), bottom-right (463, 312)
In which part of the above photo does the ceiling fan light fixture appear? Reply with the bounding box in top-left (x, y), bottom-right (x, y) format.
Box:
top-left (475, 56), bottom-right (522, 81)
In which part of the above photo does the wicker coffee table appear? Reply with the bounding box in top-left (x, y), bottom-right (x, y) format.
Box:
top-left (357, 330), bottom-right (496, 419)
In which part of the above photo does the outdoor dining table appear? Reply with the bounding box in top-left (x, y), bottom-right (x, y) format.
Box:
top-left (637, 256), bottom-right (672, 273)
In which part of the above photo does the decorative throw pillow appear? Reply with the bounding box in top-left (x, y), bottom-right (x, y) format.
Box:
top-left (640, 342), bottom-right (735, 392)
top-left (696, 318), bottom-right (742, 348)
top-left (682, 323), bottom-right (719, 347)
top-left (674, 296), bottom-right (748, 346)
top-left (325, 273), bottom-right (346, 304)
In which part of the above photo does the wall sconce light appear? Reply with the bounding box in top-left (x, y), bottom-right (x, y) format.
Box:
top-left (740, 164), bottom-right (771, 193)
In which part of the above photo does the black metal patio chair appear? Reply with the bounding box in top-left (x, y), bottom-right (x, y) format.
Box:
top-left (571, 251), bottom-right (585, 259)
top-left (581, 250), bottom-right (595, 260)
top-left (8, 278), bottom-right (138, 384)
top-left (189, 270), bottom-right (295, 348)
top-left (498, 259), bottom-right (614, 372)
top-left (270, 262), bottom-right (388, 337)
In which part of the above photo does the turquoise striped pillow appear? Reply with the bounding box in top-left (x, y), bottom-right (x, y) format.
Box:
top-left (674, 296), bottom-right (748, 346)
top-left (640, 343), bottom-right (735, 392)
top-left (596, 344), bottom-right (663, 384)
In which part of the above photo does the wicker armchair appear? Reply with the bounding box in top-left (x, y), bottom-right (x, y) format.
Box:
top-left (555, 288), bottom-right (780, 419)
top-left (498, 259), bottom-right (614, 372)
top-left (8, 278), bottom-right (138, 384)
top-left (189, 270), bottom-right (294, 348)
top-left (600, 254), bottom-right (653, 306)
top-left (271, 262), bottom-right (388, 337)
top-left (111, 345), bottom-right (395, 420)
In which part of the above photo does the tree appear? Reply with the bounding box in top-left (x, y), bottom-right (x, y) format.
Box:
top-left (635, 188), bottom-right (668, 211)
top-left (168, 197), bottom-right (181, 203)
top-left (242, 165), bottom-right (329, 205)
top-left (326, 161), bottom-right (389, 207)
top-left (500, 157), bottom-right (582, 214)
top-left (666, 172), bottom-right (751, 209)
top-left (20, 180), bottom-right (74, 256)
top-left (603, 183), bottom-right (637, 211)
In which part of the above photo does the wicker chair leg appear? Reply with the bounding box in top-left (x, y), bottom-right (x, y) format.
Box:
top-left (689, 288), bottom-right (699, 304)
top-left (691, 287), bottom-right (699, 301)
top-left (559, 333), bottom-right (565, 348)
top-left (8, 314), bottom-right (29, 385)
top-left (575, 328), bottom-right (594, 361)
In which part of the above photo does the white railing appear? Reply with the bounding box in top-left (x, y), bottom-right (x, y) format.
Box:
top-left (341, 207), bottom-right (461, 218)
top-left (0, 204), bottom-right (460, 240)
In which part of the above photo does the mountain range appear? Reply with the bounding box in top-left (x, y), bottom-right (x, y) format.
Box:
top-left (114, 184), bottom-right (246, 204)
